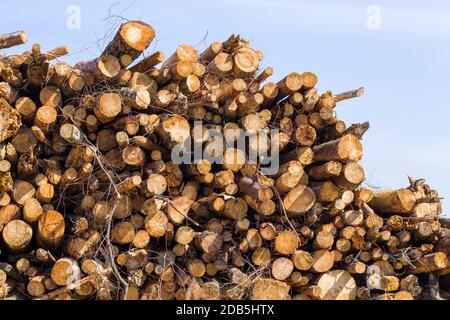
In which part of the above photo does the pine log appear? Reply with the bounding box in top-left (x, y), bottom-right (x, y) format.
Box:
top-left (311, 250), bottom-right (334, 273)
top-left (119, 87), bottom-right (150, 110)
top-left (111, 221), bottom-right (136, 244)
top-left (316, 270), bottom-right (356, 300)
top-left (199, 42), bottom-right (222, 64)
top-left (0, 82), bottom-right (18, 104)
top-left (195, 231), bottom-right (223, 256)
top-left (238, 176), bottom-right (273, 201)
top-left (367, 274), bottom-right (399, 292)
top-left (122, 145), bottom-right (146, 166)
top-left (275, 231), bottom-right (299, 255)
top-left (280, 146), bottom-right (314, 166)
top-left (282, 185), bottom-right (316, 216)
top-left (333, 162), bottom-right (365, 191)
top-left (27, 276), bottom-right (46, 297)
top-left (259, 222), bottom-right (278, 241)
top-left (368, 189), bottom-right (416, 214)
top-left (223, 197), bottom-right (248, 220)
top-left (244, 195), bottom-right (276, 216)
top-left (50, 258), bottom-right (81, 286)
top-left (294, 124), bottom-right (317, 146)
top-left (251, 247), bottom-right (271, 267)
top-left (34, 106), bottom-right (57, 133)
top-left (249, 67), bottom-right (273, 93)
top-left (15, 97), bottom-right (36, 123)
top-left (167, 181), bottom-right (198, 224)
top-left (103, 21), bottom-right (155, 61)
top-left (233, 47), bottom-right (259, 77)
top-left (75, 55), bottom-right (121, 82)
top-left (39, 86), bottom-right (61, 108)
top-left (272, 257), bottom-right (294, 281)
top-left (276, 72), bottom-right (303, 100)
top-left (0, 98), bottom-right (21, 143)
top-left (2, 220), bottom-right (33, 252)
top-left (260, 82), bottom-right (279, 107)
top-left (292, 250), bottom-right (313, 271)
top-left (37, 210), bottom-right (65, 249)
top-left (144, 210), bottom-right (168, 238)
top-left (301, 72), bottom-right (318, 90)
top-left (156, 115), bottom-right (190, 149)
top-left (208, 52), bottom-right (233, 74)
top-left (313, 231), bottom-right (334, 250)
top-left (307, 161), bottom-right (342, 180)
top-left (334, 87), bottom-right (364, 102)
top-left (310, 181), bottom-right (339, 203)
top-left (312, 134), bottom-right (363, 163)
top-left (250, 278), bottom-right (290, 300)
top-left (411, 252), bottom-right (448, 273)
top-left (344, 122), bottom-right (370, 140)
top-left (343, 210), bottom-right (364, 227)
top-left (0, 30), bottom-right (27, 49)
top-left (130, 51), bottom-right (165, 73)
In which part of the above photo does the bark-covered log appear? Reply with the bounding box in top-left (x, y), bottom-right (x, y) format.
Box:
top-left (103, 21), bottom-right (155, 62)
top-left (0, 31), bottom-right (27, 49)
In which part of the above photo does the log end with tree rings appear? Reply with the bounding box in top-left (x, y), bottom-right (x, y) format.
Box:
top-left (283, 185), bottom-right (316, 216)
top-left (316, 270), bottom-right (356, 300)
top-left (98, 55), bottom-right (121, 79)
top-left (119, 21), bottom-right (156, 52)
top-left (37, 210), bottom-right (65, 249)
top-left (233, 47), bottom-right (260, 76)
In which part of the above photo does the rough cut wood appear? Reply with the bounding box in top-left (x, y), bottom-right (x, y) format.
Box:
top-left (334, 87), bottom-right (365, 102)
top-left (283, 185), bottom-right (316, 216)
top-left (51, 258), bottom-right (81, 286)
top-left (233, 47), bottom-right (260, 76)
top-left (156, 115), bottom-right (190, 149)
top-left (275, 231), bottom-right (299, 255)
top-left (103, 21), bottom-right (155, 61)
top-left (0, 21), bottom-right (446, 302)
top-left (0, 31), bottom-right (27, 49)
top-left (411, 252), bottom-right (448, 273)
top-left (333, 162), bottom-right (365, 191)
top-left (277, 72), bottom-right (303, 100)
top-left (316, 270), bottom-right (356, 300)
top-left (292, 250), bottom-right (313, 271)
top-left (369, 189), bottom-right (416, 214)
top-left (75, 55), bottom-right (121, 82)
top-left (313, 134), bottom-right (363, 163)
top-left (130, 51), bottom-right (164, 73)
top-left (250, 278), bottom-right (290, 300)
top-left (2, 219), bottom-right (33, 252)
top-left (167, 181), bottom-right (198, 224)
top-left (307, 161), bottom-right (342, 180)
top-left (311, 250), bottom-right (335, 273)
top-left (0, 98), bottom-right (21, 143)
top-left (37, 210), bottom-right (65, 249)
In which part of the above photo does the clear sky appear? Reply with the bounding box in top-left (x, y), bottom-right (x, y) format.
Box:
top-left (1, 0), bottom-right (449, 213)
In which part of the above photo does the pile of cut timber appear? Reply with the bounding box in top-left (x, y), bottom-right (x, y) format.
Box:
top-left (0, 22), bottom-right (449, 300)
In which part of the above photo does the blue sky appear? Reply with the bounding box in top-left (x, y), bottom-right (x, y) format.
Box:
top-left (1, 0), bottom-right (449, 213)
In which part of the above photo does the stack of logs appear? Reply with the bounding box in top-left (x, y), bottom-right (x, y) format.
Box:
top-left (0, 22), bottom-right (449, 301)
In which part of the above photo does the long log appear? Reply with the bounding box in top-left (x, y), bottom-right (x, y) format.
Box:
top-left (0, 31), bottom-right (27, 49)
top-left (369, 189), bottom-right (416, 214)
top-left (103, 21), bottom-right (155, 62)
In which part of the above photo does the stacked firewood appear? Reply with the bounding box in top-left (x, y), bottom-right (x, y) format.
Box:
top-left (0, 22), bottom-right (448, 301)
